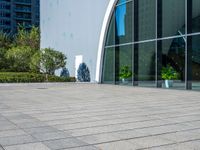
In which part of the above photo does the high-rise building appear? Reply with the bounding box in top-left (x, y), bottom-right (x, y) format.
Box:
top-left (0, 0), bottom-right (40, 33)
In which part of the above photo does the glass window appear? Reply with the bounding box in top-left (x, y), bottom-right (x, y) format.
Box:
top-left (137, 41), bottom-right (156, 87)
top-left (118, 45), bottom-right (133, 85)
top-left (191, 35), bottom-right (200, 90)
top-left (162, 0), bottom-right (185, 38)
top-left (116, 0), bottom-right (132, 6)
top-left (105, 13), bottom-right (115, 46)
top-left (138, 0), bottom-right (156, 41)
top-left (115, 1), bottom-right (132, 44)
top-left (161, 37), bottom-right (186, 89)
top-left (191, 0), bottom-right (200, 33)
top-left (102, 47), bottom-right (115, 84)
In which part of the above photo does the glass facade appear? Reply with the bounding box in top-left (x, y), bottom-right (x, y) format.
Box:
top-left (102, 0), bottom-right (200, 90)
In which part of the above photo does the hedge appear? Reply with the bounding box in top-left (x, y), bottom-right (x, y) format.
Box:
top-left (0, 72), bottom-right (76, 83)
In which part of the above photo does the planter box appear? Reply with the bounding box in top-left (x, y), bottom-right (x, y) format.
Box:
top-left (165, 80), bottom-right (173, 88)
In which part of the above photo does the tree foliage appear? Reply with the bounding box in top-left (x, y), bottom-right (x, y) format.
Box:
top-left (119, 65), bottom-right (132, 79)
top-left (0, 32), bottom-right (13, 70)
top-left (60, 67), bottom-right (70, 78)
top-left (30, 51), bottom-right (41, 73)
top-left (0, 26), bottom-right (40, 72)
top-left (1, 26), bottom-right (67, 76)
top-left (6, 46), bottom-right (35, 72)
top-left (30, 48), bottom-right (67, 75)
top-left (161, 65), bottom-right (180, 80)
top-left (0, 31), bottom-right (12, 49)
top-left (77, 63), bottom-right (90, 82)
top-left (14, 26), bottom-right (40, 50)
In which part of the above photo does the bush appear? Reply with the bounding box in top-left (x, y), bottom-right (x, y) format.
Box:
top-left (77, 63), bottom-right (90, 82)
top-left (6, 46), bottom-right (36, 72)
top-left (161, 65), bottom-right (180, 80)
top-left (60, 68), bottom-right (70, 78)
top-left (0, 26), bottom-right (40, 72)
top-left (119, 65), bottom-right (132, 79)
top-left (0, 72), bottom-right (75, 83)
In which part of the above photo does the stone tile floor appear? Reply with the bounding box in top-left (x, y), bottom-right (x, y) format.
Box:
top-left (0, 83), bottom-right (200, 150)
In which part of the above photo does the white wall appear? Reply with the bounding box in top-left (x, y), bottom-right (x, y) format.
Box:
top-left (40, 0), bottom-right (110, 82)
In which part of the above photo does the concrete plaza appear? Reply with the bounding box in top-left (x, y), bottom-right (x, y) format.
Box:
top-left (0, 83), bottom-right (200, 150)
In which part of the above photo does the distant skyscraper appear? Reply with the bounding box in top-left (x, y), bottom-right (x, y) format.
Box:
top-left (0, 0), bottom-right (40, 33)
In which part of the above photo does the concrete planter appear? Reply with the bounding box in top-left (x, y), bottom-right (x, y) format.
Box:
top-left (165, 80), bottom-right (173, 88)
top-left (122, 78), bottom-right (129, 84)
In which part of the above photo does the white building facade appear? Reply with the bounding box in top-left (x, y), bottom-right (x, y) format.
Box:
top-left (40, 0), bottom-right (115, 82)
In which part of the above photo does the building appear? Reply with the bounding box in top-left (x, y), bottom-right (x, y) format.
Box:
top-left (41, 0), bottom-right (200, 90)
top-left (0, 0), bottom-right (39, 33)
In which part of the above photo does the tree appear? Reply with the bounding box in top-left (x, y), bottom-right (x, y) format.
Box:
top-left (77, 63), bottom-right (90, 82)
top-left (0, 48), bottom-right (10, 71)
top-left (0, 31), bottom-right (13, 70)
top-left (60, 67), bottom-right (70, 78)
top-left (0, 31), bottom-right (12, 49)
top-left (30, 48), bottom-right (67, 76)
top-left (30, 51), bottom-right (41, 73)
top-left (14, 25), bottom-right (40, 50)
top-left (6, 46), bottom-right (35, 72)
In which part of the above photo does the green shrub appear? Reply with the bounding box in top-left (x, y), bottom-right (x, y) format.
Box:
top-left (0, 72), bottom-right (75, 83)
top-left (119, 65), bottom-right (133, 79)
top-left (161, 65), bottom-right (180, 80)
top-left (6, 46), bottom-right (37, 72)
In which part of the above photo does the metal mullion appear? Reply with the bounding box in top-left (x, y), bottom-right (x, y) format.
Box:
top-left (185, 0), bottom-right (188, 89)
top-left (155, 0), bottom-right (158, 87)
top-left (132, 0), bottom-right (134, 86)
top-left (105, 34), bottom-right (190, 49)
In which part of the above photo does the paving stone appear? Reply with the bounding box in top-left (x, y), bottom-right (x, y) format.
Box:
top-left (160, 129), bottom-right (200, 143)
top-left (0, 145), bottom-right (5, 150)
top-left (136, 123), bottom-right (194, 136)
top-left (32, 131), bottom-right (72, 141)
top-left (0, 129), bottom-right (27, 138)
top-left (182, 140), bottom-right (200, 150)
top-left (43, 138), bottom-right (87, 150)
top-left (23, 126), bottom-right (59, 134)
top-left (110, 130), bottom-right (148, 139)
top-left (145, 142), bottom-right (196, 150)
top-left (9, 118), bottom-right (39, 124)
top-left (96, 141), bottom-right (141, 150)
top-left (127, 135), bottom-right (175, 149)
top-left (16, 121), bottom-right (48, 129)
top-left (65, 145), bottom-right (99, 150)
top-left (0, 135), bottom-right (37, 146)
top-left (0, 121), bottom-right (17, 131)
top-left (4, 142), bottom-right (50, 150)
top-left (77, 133), bottom-right (120, 144)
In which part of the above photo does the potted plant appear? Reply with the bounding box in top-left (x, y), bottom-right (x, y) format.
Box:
top-left (119, 65), bottom-right (132, 84)
top-left (161, 65), bottom-right (179, 88)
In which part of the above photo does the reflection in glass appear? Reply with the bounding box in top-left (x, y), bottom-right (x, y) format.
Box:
top-left (115, 1), bottom-right (132, 44)
top-left (138, 0), bottom-right (156, 41)
top-left (103, 0), bottom-right (200, 91)
top-left (191, 0), bottom-right (200, 33)
top-left (162, 0), bottom-right (185, 37)
top-left (116, 0), bottom-right (126, 36)
top-left (105, 13), bottom-right (115, 46)
top-left (118, 45), bottom-right (133, 85)
top-left (102, 48), bottom-right (115, 83)
top-left (116, 0), bottom-right (131, 5)
top-left (191, 35), bottom-right (200, 90)
top-left (161, 37), bottom-right (185, 89)
top-left (137, 42), bottom-right (156, 87)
